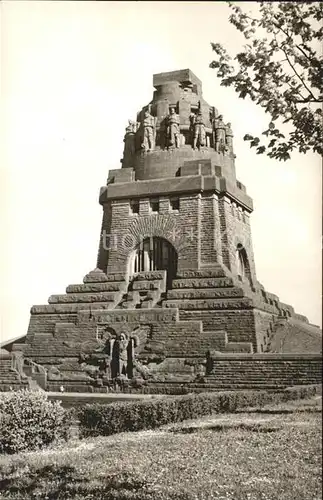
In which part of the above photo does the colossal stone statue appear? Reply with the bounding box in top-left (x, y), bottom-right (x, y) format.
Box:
top-left (117, 333), bottom-right (129, 377)
top-left (141, 110), bottom-right (156, 152)
top-left (225, 122), bottom-right (234, 154)
top-left (192, 111), bottom-right (206, 150)
top-left (166, 108), bottom-right (180, 148)
top-left (123, 120), bottom-right (137, 158)
top-left (213, 115), bottom-right (227, 153)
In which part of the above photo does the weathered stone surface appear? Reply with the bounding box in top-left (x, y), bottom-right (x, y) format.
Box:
top-left (1, 68), bottom-right (319, 394)
top-left (132, 281), bottom-right (161, 291)
top-left (83, 270), bottom-right (125, 283)
top-left (48, 292), bottom-right (120, 304)
top-left (164, 298), bottom-right (254, 310)
top-left (167, 287), bottom-right (244, 300)
top-left (83, 268), bottom-right (110, 283)
top-left (79, 308), bottom-right (179, 324)
top-left (134, 271), bottom-right (166, 281)
top-left (172, 277), bottom-right (234, 289)
top-left (176, 269), bottom-right (226, 279)
top-left (66, 282), bottom-right (126, 293)
top-left (205, 354), bottom-right (322, 388)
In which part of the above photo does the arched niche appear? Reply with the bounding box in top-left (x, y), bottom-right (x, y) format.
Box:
top-left (236, 243), bottom-right (251, 282)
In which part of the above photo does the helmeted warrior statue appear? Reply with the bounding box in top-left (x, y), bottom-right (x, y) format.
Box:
top-left (166, 107), bottom-right (180, 148)
top-left (213, 114), bottom-right (227, 153)
top-left (141, 110), bottom-right (156, 152)
top-left (123, 120), bottom-right (137, 163)
top-left (225, 122), bottom-right (234, 155)
top-left (192, 111), bottom-right (206, 150)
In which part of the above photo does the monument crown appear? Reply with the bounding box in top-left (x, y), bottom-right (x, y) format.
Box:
top-left (153, 69), bottom-right (202, 95)
top-left (121, 68), bottom-right (238, 180)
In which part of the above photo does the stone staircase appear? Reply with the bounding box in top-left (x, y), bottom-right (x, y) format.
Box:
top-left (163, 267), bottom-right (250, 311)
top-left (203, 353), bottom-right (322, 390)
top-left (0, 356), bottom-right (28, 391)
top-left (47, 269), bottom-right (127, 311)
top-left (161, 268), bottom-right (255, 353)
top-left (117, 271), bottom-right (167, 310)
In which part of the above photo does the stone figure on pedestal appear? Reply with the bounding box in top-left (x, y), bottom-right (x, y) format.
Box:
top-left (225, 122), bottom-right (234, 155)
top-left (213, 115), bottom-right (227, 154)
top-left (123, 120), bottom-right (137, 158)
top-left (123, 120), bottom-right (137, 165)
top-left (192, 111), bottom-right (206, 150)
top-left (166, 108), bottom-right (180, 149)
top-left (141, 110), bottom-right (156, 152)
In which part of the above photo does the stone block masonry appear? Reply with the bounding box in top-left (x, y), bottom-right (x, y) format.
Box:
top-left (205, 352), bottom-right (322, 390)
top-left (1, 69), bottom-right (321, 393)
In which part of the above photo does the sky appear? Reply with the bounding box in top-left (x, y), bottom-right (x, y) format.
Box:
top-left (1, 1), bottom-right (322, 344)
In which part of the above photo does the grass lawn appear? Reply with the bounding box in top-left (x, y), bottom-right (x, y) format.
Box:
top-left (0, 397), bottom-right (321, 500)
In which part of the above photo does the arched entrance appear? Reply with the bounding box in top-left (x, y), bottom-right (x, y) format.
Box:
top-left (129, 237), bottom-right (177, 287)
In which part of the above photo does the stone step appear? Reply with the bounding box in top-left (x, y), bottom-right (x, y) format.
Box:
top-left (163, 298), bottom-right (253, 310)
top-left (132, 280), bottom-right (165, 291)
top-left (31, 302), bottom-right (118, 314)
top-left (211, 374), bottom-right (322, 380)
top-left (66, 281), bottom-right (126, 294)
top-left (205, 378), bottom-right (288, 384)
top-left (0, 369), bottom-right (17, 375)
top-left (83, 270), bottom-right (125, 283)
top-left (48, 292), bottom-right (122, 304)
top-left (203, 384), bottom-right (287, 390)
top-left (167, 287), bottom-right (244, 300)
top-left (133, 271), bottom-right (166, 282)
top-left (176, 268), bottom-right (226, 279)
top-left (210, 366), bottom-right (322, 371)
top-left (208, 372), bottom-right (317, 381)
top-left (172, 277), bottom-right (234, 289)
top-left (0, 383), bottom-right (28, 391)
top-left (0, 374), bottom-right (21, 380)
top-left (210, 370), bottom-right (322, 377)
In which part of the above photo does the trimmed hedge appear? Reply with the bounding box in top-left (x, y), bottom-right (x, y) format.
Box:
top-left (78, 384), bottom-right (320, 437)
top-left (0, 389), bottom-right (71, 454)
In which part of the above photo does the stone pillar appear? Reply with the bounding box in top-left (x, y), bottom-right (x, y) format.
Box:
top-left (178, 97), bottom-right (191, 126)
top-left (213, 193), bottom-right (223, 265)
top-left (218, 196), bottom-right (234, 271)
top-left (156, 99), bottom-right (170, 126)
top-left (177, 194), bottom-right (200, 270)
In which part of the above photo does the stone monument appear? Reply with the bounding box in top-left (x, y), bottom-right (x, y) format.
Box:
top-left (1, 69), bottom-right (321, 392)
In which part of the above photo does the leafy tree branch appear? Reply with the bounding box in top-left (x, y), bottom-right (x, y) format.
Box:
top-left (210, 1), bottom-right (323, 160)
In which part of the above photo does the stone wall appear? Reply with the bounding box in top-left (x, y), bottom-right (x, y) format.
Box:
top-left (97, 180), bottom-right (254, 279)
top-left (205, 352), bottom-right (322, 390)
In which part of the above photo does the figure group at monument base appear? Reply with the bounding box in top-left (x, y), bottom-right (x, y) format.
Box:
top-left (79, 331), bottom-right (137, 381)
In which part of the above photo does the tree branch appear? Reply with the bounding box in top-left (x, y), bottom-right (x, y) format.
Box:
top-left (294, 97), bottom-right (322, 103)
top-left (281, 45), bottom-right (318, 102)
top-left (272, 17), bottom-right (317, 67)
